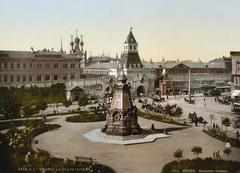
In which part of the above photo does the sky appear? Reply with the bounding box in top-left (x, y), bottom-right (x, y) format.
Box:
top-left (0, 0), bottom-right (240, 62)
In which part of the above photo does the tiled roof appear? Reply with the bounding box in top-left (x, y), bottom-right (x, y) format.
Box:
top-left (143, 61), bottom-right (225, 69)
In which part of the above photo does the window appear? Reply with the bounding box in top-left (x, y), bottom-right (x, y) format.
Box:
top-left (0, 75), bottom-right (1, 82)
top-left (46, 64), bottom-right (50, 68)
top-left (130, 46), bottom-right (132, 50)
top-left (17, 76), bottom-right (20, 82)
top-left (70, 64), bottom-right (75, 68)
top-left (11, 63), bottom-right (14, 69)
top-left (23, 64), bottom-right (26, 69)
top-left (53, 75), bottom-right (58, 80)
top-left (4, 63), bottom-right (7, 69)
top-left (70, 74), bottom-right (75, 79)
top-left (37, 63), bottom-right (42, 68)
top-left (37, 75), bottom-right (42, 81)
top-left (23, 75), bottom-right (26, 82)
top-left (17, 63), bottom-right (20, 68)
top-left (45, 75), bottom-right (50, 81)
top-left (10, 75), bottom-right (14, 82)
top-left (29, 63), bottom-right (32, 68)
top-left (54, 64), bottom-right (58, 69)
top-left (134, 46), bottom-right (136, 50)
top-left (29, 76), bottom-right (32, 82)
top-left (4, 75), bottom-right (7, 82)
top-left (63, 64), bottom-right (68, 68)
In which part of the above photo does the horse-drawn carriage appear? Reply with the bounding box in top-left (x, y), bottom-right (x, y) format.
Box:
top-left (184, 97), bottom-right (195, 104)
top-left (215, 96), bottom-right (231, 105)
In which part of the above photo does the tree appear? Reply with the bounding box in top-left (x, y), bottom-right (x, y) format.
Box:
top-left (212, 150), bottom-right (221, 173)
top-left (222, 117), bottom-right (231, 134)
top-left (175, 106), bottom-right (183, 121)
top-left (164, 104), bottom-right (173, 116)
top-left (174, 149), bottom-right (183, 171)
top-left (78, 95), bottom-right (88, 106)
top-left (191, 146), bottom-right (202, 158)
top-left (63, 100), bottom-right (72, 107)
top-left (174, 149), bottom-right (183, 160)
top-left (2, 93), bottom-right (21, 119)
top-left (223, 148), bottom-right (231, 161)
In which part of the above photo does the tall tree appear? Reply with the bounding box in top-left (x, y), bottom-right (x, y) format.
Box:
top-left (222, 117), bottom-right (231, 134)
top-left (191, 146), bottom-right (203, 158)
top-left (2, 92), bottom-right (21, 119)
top-left (174, 149), bottom-right (183, 171)
top-left (223, 148), bottom-right (231, 161)
top-left (175, 106), bottom-right (183, 121)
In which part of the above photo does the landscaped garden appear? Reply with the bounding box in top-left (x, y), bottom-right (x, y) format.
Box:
top-left (162, 146), bottom-right (240, 173)
top-left (0, 120), bottom-right (115, 173)
top-left (0, 83), bottom-right (67, 119)
top-left (0, 119), bottom-right (42, 131)
top-left (138, 111), bottom-right (189, 126)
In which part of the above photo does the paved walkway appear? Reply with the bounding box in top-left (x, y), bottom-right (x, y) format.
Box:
top-left (135, 96), bottom-right (240, 134)
top-left (33, 115), bottom-right (240, 173)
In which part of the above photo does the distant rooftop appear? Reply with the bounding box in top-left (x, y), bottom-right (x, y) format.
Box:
top-left (0, 50), bottom-right (82, 59)
top-left (85, 62), bottom-right (120, 69)
top-left (143, 60), bottom-right (226, 69)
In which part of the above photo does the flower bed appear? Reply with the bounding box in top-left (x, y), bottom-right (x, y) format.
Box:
top-left (161, 158), bottom-right (240, 173)
top-left (0, 123), bottom-right (115, 173)
top-left (65, 112), bottom-right (105, 122)
top-left (138, 111), bottom-right (189, 126)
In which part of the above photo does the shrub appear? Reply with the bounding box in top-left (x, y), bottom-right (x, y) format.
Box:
top-left (66, 113), bottom-right (106, 122)
top-left (63, 100), bottom-right (72, 107)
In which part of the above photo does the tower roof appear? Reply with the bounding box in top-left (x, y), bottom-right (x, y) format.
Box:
top-left (125, 30), bottom-right (137, 44)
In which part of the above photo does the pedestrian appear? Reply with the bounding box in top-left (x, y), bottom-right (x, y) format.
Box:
top-left (195, 120), bottom-right (198, 126)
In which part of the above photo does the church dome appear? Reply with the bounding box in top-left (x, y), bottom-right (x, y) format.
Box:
top-left (74, 36), bottom-right (80, 43)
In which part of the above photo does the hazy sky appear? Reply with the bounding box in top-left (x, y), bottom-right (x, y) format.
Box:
top-left (0, 0), bottom-right (240, 62)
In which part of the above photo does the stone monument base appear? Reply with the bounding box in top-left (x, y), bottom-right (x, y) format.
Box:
top-left (102, 124), bottom-right (142, 136)
top-left (84, 128), bottom-right (170, 145)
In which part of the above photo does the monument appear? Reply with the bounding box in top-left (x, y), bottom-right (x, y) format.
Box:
top-left (102, 69), bottom-right (142, 136)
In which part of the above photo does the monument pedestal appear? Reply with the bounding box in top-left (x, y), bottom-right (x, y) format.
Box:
top-left (102, 70), bottom-right (142, 136)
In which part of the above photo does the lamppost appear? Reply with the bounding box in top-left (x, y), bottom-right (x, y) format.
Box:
top-left (225, 142), bottom-right (231, 149)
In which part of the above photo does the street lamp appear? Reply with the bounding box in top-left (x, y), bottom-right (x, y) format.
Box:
top-left (225, 142), bottom-right (231, 149)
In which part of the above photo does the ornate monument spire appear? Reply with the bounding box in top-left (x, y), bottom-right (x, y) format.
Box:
top-left (103, 67), bottom-right (142, 136)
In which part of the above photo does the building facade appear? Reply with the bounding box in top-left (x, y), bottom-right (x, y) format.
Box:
top-left (154, 60), bottom-right (231, 95)
top-left (230, 51), bottom-right (240, 112)
top-left (0, 34), bottom-right (86, 88)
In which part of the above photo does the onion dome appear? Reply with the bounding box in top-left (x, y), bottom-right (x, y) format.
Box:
top-left (74, 36), bottom-right (80, 43)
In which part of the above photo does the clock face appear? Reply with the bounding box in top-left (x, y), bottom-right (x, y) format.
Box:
top-left (131, 38), bottom-right (134, 42)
